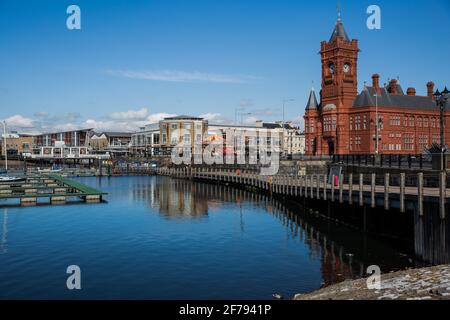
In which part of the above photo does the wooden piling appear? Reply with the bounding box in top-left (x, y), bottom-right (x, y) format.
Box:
top-left (384, 173), bottom-right (390, 210)
top-left (400, 173), bottom-right (405, 213)
top-left (348, 173), bottom-right (353, 205)
top-left (371, 173), bottom-right (376, 208)
top-left (331, 175), bottom-right (335, 202)
top-left (316, 175), bottom-right (320, 200)
top-left (359, 173), bottom-right (363, 206)
top-left (418, 172), bottom-right (423, 216)
top-left (440, 172), bottom-right (446, 219)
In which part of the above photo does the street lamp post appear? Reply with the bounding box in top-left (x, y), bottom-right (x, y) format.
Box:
top-left (433, 87), bottom-right (449, 171)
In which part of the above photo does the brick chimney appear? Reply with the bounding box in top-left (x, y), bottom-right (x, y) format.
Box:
top-left (372, 74), bottom-right (380, 93)
top-left (427, 81), bottom-right (435, 99)
top-left (388, 79), bottom-right (398, 95)
top-left (407, 87), bottom-right (416, 96)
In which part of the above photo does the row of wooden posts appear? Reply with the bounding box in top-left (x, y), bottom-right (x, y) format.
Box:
top-left (156, 167), bottom-right (448, 219)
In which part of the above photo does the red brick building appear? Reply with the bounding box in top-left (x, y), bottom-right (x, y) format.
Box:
top-left (304, 16), bottom-right (450, 156)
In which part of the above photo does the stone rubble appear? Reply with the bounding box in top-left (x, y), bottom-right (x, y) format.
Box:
top-left (294, 265), bottom-right (450, 300)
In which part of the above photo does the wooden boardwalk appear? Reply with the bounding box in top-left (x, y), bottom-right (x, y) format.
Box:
top-left (156, 167), bottom-right (449, 219)
top-left (0, 174), bottom-right (107, 206)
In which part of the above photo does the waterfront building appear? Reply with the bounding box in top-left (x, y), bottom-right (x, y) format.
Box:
top-left (90, 132), bottom-right (132, 157)
top-left (0, 133), bottom-right (33, 158)
top-left (304, 15), bottom-right (450, 156)
top-left (29, 128), bottom-right (108, 160)
top-left (33, 128), bottom-right (92, 148)
top-left (130, 116), bottom-right (305, 159)
top-left (255, 121), bottom-right (305, 156)
top-left (158, 115), bottom-right (208, 157)
top-left (130, 123), bottom-right (161, 156)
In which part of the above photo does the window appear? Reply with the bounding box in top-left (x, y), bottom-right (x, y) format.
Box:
top-left (162, 133), bottom-right (167, 144)
top-left (324, 117), bottom-right (331, 132)
top-left (355, 116), bottom-right (361, 130)
top-left (418, 134), bottom-right (429, 149)
top-left (153, 134), bottom-right (160, 144)
top-left (389, 116), bottom-right (400, 126)
top-left (432, 134), bottom-right (440, 144)
top-left (403, 134), bottom-right (414, 151)
top-left (363, 115), bottom-right (367, 130)
top-left (409, 116), bottom-right (414, 127)
top-left (417, 117), bottom-right (423, 127)
top-left (184, 134), bottom-right (191, 144)
top-left (196, 134), bottom-right (202, 143)
top-left (354, 136), bottom-right (362, 150)
top-left (184, 123), bottom-right (192, 130)
top-left (423, 118), bottom-right (428, 128)
top-left (350, 117), bottom-right (353, 130)
top-left (171, 123), bottom-right (178, 130)
top-left (310, 120), bottom-right (315, 133)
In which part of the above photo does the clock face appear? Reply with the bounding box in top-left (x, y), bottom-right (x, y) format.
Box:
top-left (329, 64), bottom-right (335, 74)
top-left (343, 63), bottom-right (350, 73)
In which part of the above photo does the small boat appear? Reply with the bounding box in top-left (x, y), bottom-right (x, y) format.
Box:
top-left (37, 167), bottom-right (62, 173)
top-left (0, 176), bottom-right (26, 182)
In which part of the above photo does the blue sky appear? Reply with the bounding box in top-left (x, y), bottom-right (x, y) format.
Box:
top-left (0, 0), bottom-right (450, 133)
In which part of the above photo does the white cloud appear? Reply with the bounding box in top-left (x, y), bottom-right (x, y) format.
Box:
top-left (199, 113), bottom-right (231, 124)
top-left (106, 69), bottom-right (264, 84)
top-left (242, 116), bottom-right (259, 125)
top-left (110, 108), bottom-right (149, 121)
top-left (146, 112), bottom-right (177, 124)
top-left (4, 115), bottom-right (35, 128)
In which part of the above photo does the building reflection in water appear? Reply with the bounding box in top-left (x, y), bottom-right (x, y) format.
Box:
top-left (414, 208), bottom-right (450, 265)
top-left (129, 176), bottom-right (422, 286)
top-left (0, 208), bottom-right (7, 254)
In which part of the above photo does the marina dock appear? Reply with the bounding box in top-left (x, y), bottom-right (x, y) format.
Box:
top-left (156, 167), bottom-right (449, 219)
top-left (0, 174), bottom-right (107, 206)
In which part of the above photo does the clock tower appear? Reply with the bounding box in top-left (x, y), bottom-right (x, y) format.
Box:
top-left (319, 14), bottom-right (359, 155)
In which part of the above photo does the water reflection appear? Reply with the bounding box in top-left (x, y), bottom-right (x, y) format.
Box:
top-left (131, 176), bottom-right (418, 285)
top-left (0, 208), bottom-right (7, 254)
top-left (415, 210), bottom-right (450, 265)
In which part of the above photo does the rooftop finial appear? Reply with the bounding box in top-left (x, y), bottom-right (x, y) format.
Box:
top-left (311, 80), bottom-right (315, 91)
top-left (337, 0), bottom-right (341, 21)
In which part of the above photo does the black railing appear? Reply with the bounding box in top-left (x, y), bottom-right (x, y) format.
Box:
top-left (332, 154), bottom-right (432, 170)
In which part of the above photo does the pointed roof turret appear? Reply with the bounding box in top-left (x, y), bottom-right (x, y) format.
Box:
top-left (329, 5), bottom-right (350, 42)
top-left (305, 86), bottom-right (319, 111)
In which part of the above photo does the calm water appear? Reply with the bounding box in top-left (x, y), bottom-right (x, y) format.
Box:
top-left (0, 176), bottom-right (416, 300)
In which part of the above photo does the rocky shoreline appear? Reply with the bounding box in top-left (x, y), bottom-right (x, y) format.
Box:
top-left (294, 265), bottom-right (450, 300)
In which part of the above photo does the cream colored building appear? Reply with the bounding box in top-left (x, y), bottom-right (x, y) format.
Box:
top-left (0, 133), bottom-right (33, 157)
top-left (159, 116), bottom-right (208, 157)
